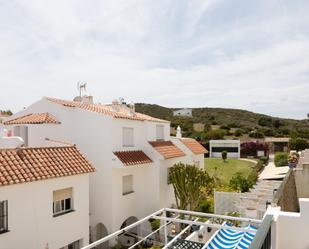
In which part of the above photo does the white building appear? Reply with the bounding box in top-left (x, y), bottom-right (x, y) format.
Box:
top-left (0, 145), bottom-right (95, 249)
top-left (173, 108), bottom-right (192, 117)
top-left (209, 140), bottom-right (240, 158)
top-left (3, 96), bottom-right (206, 246)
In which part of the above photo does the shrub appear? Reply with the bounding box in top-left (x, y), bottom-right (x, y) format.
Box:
top-left (240, 141), bottom-right (268, 158)
top-left (258, 117), bottom-right (273, 127)
top-left (196, 198), bottom-right (214, 213)
top-left (234, 129), bottom-right (243, 137)
top-left (229, 173), bottom-right (254, 193)
top-left (259, 156), bottom-right (268, 165)
top-left (205, 129), bottom-right (226, 140)
top-left (220, 125), bottom-right (230, 130)
top-left (249, 130), bottom-right (265, 138)
top-left (274, 152), bottom-right (288, 167)
top-left (221, 150), bottom-right (227, 161)
top-left (149, 218), bottom-right (160, 231)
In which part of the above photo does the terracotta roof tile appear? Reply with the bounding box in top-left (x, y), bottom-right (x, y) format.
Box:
top-left (114, 150), bottom-right (153, 166)
top-left (180, 138), bottom-right (208, 154)
top-left (149, 141), bottom-right (185, 159)
top-left (0, 146), bottom-right (95, 187)
top-left (4, 113), bottom-right (60, 125)
top-left (46, 97), bottom-right (168, 123)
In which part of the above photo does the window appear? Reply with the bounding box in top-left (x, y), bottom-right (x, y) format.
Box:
top-left (53, 188), bottom-right (73, 217)
top-left (68, 240), bottom-right (80, 249)
top-left (60, 239), bottom-right (81, 249)
top-left (122, 175), bottom-right (134, 195)
top-left (0, 200), bottom-right (8, 233)
top-left (123, 127), bottom-right (134, 147)
top-left (212, 147), bottom-right (239, 153)
top-left (156, 125), bottom-right (164, 141)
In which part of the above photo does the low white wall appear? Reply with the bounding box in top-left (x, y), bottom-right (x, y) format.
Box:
top-left (273, 199), bottom-right (309, 249)
top-left (0, 174), bottom-right (90, 249)
top-left (214, 191), bottom-right (240, 215)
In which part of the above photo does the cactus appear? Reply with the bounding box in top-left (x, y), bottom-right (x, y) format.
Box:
top-left (169, 163), bottom-right (213, 211)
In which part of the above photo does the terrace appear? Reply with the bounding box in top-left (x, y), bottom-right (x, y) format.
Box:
top-left (82, 208), bottom-right (261, 249)
top-left (82, 149), bottom-right (309, 249)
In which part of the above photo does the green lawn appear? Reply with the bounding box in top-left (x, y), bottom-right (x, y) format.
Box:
top-left (205, 158), bottom-right (256, 184)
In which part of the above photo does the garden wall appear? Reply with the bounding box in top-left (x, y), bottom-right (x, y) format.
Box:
top-left (273, 169), bottom-right (299, 212)
top-left (214, 191), bottom-right (240, 214)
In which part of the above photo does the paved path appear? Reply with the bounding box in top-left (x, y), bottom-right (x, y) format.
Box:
top-left (259, 155), bottom-right (289, 180)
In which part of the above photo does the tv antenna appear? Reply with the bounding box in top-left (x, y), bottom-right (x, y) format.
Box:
top-left (77, 82), bottom-right (87, 97)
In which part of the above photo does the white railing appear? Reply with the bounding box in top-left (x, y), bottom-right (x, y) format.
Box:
top-left (81, 208), bottom-right (261, 249)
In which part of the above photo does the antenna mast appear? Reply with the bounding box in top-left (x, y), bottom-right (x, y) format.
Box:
top-left (77, 82), bottom-right (87, 97)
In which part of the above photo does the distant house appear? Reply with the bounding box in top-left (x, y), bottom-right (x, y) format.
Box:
top-left (173, 108), bottom-right (192, 117)
top-left (209, 140), bottom-right (240, 158)
top-left (265, 137), bottom-right (290, 153)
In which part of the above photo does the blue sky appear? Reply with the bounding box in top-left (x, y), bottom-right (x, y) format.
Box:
top-left (0, 0), bottom-right (309, 119)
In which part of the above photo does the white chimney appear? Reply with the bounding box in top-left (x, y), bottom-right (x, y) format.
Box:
top-left (81, 95), bottom-right (93, 104)
top-left (176, 126), bottom-right (182, 138)
top-left (111, 99), bottom-right (120, 112)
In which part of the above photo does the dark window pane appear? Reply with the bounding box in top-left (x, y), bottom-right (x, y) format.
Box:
top-left (65, 198), bottom-right (71, 210)
top-left (212, 147), bottom-right (239, 153)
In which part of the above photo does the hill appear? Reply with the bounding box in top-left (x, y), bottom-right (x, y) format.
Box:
top-left (135, 104), bottom-right (309, 140)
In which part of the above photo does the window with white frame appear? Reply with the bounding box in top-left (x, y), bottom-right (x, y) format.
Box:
top-left (0, 200), bottom-right (8, 233)
top-left (156, 125), bottom-right (164, 141)
top-left (122, 127), bottom-right (134, 147)
top-left (53, 188), bottom-right (73, 217)
top-left (122, 175), bottom-right (134, 195)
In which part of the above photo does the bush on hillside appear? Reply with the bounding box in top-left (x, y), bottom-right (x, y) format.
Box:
top-left (274, 152), bottom-right (288, 167)
top-left (234, 129), bottom-right (243, 137)
top-left (205, 129), bottom-right (226, 140)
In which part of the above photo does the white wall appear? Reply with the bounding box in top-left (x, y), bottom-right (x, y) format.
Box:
top-left (0, 174), bottom-right (90, 249)
top-left (111, 164), bottom-right (159, 231)
top-left (5, 98), bottom-right (202, 240)
top-left (270, 199), bottom-right (309, 249)
top-left (209, 140), bottom-right (240, 158)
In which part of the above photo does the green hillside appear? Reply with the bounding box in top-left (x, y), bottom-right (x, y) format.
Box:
top-left (135, 104), bottom-right (309, 140)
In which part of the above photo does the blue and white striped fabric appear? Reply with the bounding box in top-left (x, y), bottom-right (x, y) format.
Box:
top-left (206, 224), bottom-right (257, 249)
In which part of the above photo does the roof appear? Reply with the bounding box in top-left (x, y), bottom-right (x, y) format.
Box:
top-left (0, 146), bottom-right (95, 186)
top-left (4, 113), bottom-right (60, 125)
top-left (265, 137), bottom-right (290, 143)
top-left (113, 150), bottom-right (153, 166)
top-left (180, 138), bottom-right (208, 154)
top-left (149, 141), bottom-right (185, 159)
top-left (45, 97), bottom-right (168, 123)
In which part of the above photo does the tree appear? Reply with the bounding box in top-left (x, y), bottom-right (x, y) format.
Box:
top-left (221, 150), bottom-right (227, 162)
top-left (169, 163), bottom-right (213, 211)
top-left (290, 138), bottom-right (309, 151)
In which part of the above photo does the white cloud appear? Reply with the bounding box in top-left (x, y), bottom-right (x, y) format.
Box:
top-left (0, 0), bottom-right (309, 119)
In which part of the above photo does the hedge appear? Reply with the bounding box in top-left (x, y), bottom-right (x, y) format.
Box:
top-left (274, 152), bottom-right (288, 167)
